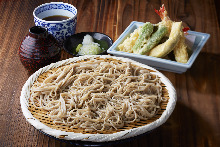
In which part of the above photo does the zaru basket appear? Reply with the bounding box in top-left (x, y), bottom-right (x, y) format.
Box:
top-left (20, 55), bottom-right (176, 142)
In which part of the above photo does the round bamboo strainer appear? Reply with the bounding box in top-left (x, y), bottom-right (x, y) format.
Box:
top-left (20, 55), bottom-right (176, 142)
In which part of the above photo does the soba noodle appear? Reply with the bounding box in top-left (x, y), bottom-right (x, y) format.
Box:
top-left (30, 59), bottom-right (165, 132)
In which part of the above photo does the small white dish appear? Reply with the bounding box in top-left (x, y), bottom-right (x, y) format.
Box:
top-left (107, 21), bottom-right (210, 73)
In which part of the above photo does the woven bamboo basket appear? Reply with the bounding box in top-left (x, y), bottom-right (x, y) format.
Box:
top-left (20, 55), bottom-right (176, 142)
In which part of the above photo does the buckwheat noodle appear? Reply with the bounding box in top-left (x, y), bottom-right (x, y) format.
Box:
top-left (30, 59), bottom-right (165, 132)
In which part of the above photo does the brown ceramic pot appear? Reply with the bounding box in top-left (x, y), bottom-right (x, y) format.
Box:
top-left (19, 26), bottom-right (61, 72)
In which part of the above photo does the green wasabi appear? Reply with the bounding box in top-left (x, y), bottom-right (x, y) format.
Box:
top-left (76, 44), bottom-right (82, 53)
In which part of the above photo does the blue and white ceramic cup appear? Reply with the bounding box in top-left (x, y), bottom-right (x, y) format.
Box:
top-left (33, 2), bottom-right (77, 44)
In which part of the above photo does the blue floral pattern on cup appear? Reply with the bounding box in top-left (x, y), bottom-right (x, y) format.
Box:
top-left (35, 4), bottom-right (77, 16)
top-left (33, 2), bottom-right (77, 44)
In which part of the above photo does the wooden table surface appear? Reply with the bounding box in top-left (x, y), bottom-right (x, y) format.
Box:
top-left (0, 0), bottom-right (220, 146)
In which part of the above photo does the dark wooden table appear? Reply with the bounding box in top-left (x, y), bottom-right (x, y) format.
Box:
top-left (0, 0), bottom-right (220, 146)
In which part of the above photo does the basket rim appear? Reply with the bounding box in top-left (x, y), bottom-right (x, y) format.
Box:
top-left (20, 55), bottom-right (177, 142)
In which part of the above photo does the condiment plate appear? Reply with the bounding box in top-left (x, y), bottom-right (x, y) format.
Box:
top-left (63, 32), bottom-right (113, 56)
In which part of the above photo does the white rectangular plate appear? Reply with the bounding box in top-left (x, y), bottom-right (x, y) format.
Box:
top-left (107, 21), bottom-right (210, 73)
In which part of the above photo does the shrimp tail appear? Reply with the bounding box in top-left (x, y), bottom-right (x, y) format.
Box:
top-left (182, 27), bottom-right (190, 35)
top-left (154, 4), bottom-right (166, 20)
